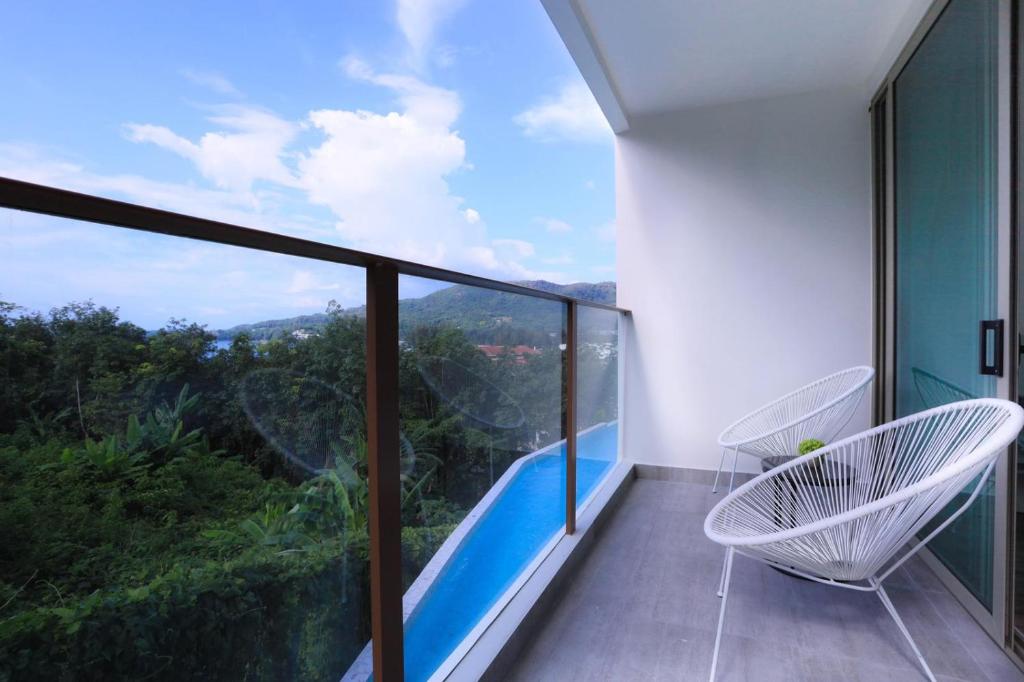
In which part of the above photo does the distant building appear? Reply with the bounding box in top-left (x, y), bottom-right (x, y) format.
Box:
top-left (476, 344), bottom-right (541, 365)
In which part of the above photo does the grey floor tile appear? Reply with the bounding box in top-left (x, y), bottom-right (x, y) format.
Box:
top-left (501, 479), bottom-right (1024, 682)
top-left (901, 555), bottom-right (951, 593)
top-left (712, 633), bottom-right (803, 681)
top-left (882, 586), bottom-right (988, 680)
top-left (921, 587), bottom-right (1024, 682)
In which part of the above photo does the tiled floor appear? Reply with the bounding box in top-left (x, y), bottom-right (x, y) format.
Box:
top-left (505, 478), bottom-right (1024, 681)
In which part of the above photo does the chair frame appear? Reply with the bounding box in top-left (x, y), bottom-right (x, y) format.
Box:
top-left (713, 366), bottom-right (875, 494)
top-left (704, 398), bottom-right (1024, 682)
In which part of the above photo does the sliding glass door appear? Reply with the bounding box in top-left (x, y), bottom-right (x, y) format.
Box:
top-left (892, 0), bottom-right (1000, 609)
top-left (874, 0), bottom-right (1014, 644)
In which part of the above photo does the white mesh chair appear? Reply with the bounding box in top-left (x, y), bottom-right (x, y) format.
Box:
top-left (714, 366), bottom-right (875, 494)
top-left (704, 399), bottom-right (1024, 682)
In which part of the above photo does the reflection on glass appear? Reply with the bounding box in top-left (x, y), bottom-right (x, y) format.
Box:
top-left (576, 305), bottom-right (620, 511)
top-left (0, 211), bottom-right (370, 680)
top-left (893, 0), bottom-right (997, 608)
top-left (240, 368), bottom-right (365, 476)
top-left (912, 367), bottom-right (974, 409)
top-left (396, 276), bottom-right (565, 681)
top-left (417, 356), bottom-right (526, 486)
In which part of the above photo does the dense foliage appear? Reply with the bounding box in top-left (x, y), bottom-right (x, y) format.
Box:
top-left (0, 296), bottom-right (616, 681)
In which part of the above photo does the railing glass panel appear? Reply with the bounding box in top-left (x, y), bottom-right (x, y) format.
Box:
top-left (575, 305), bottom-right (620, 511)
top-left (395, 275), bottom-right (566, 681)
top-left (0, 209), bottom-right (370, 680)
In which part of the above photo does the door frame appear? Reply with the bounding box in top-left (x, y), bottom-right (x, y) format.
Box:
top-left (871, 0), bottom-right (1016, 649)
top-left (1010, 0), bottom-right (1023, 659)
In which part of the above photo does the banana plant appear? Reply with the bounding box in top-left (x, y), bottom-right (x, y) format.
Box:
top-left (62, 384), bottom-right (220, 478)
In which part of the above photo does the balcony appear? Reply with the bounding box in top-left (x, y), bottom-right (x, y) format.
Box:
top-left (3, 0), bottom-right (1024, 680)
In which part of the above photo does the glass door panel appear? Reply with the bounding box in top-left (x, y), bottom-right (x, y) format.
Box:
top-left (1015, 0), bottom-right (1024, 646)
top-left (893, 0), bottom-right (998, 609)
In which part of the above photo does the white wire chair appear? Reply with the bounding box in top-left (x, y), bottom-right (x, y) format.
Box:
top-left (703, 398), bottom-right (1024, 682)
top-left (714, 366), bottom-right (875, 494)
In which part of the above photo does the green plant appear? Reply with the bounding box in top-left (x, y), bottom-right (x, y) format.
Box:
top-left (798, 438), bottom-right (826, 455)
top-left (0, 546), bottom-right (370, 682)
top-left (62, 432), bottom-right (149, 479)
top-left (18, 407), bottom-right (72, 444)
top-left (59, 384), bottom-right (220, 478)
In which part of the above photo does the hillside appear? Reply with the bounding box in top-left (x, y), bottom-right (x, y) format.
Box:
top-left (215, 280), bottom-right (616, 344)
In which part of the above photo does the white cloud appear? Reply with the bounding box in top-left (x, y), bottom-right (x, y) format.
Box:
top-left (0, 211), bottom-right (368, 330)
top-left (2, 56), bottom-right (555, 283)
top-left (180, 69), bottom-right (241, 97)
top-left (538, 217), bottom-right (573, 233)
top-left (299, 61), bottom-right (472, 267)
top-left (514, 81), bottom-right (611, 143)
top-left (341, 57), bottom-right (461, 128)
top-left (396, 0), bottom-right (468, 71)
top-left (0, 143), bottom-right (332, 242)
top-left (124, 106), bottom-right (300, 192)
top-left (0, 143), bottom-right (257, 221)
top-left (492, 238), bottom-right (535, 257)
top-left (463, 246), bottom-right (565, 282)
top-left (286, 270), bottom-right (341, 294)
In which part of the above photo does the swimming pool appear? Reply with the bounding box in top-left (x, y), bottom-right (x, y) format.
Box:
top-left (401, 422), bottom-right (618, 681)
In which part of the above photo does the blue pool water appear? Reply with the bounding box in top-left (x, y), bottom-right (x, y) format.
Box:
top-left (402, 423), bottom-right (618, 681)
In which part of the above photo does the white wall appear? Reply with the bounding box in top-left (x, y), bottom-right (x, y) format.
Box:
top-left (617, 86), bottom-right (873, 472)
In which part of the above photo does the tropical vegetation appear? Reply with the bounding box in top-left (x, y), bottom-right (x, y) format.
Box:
top-left (0, 292), bottom-right (616, 681)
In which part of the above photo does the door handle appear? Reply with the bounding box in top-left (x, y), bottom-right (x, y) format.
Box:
top-left (980, 319), bottom-right (1004, 376)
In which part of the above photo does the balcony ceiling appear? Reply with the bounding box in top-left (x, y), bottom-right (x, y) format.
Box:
top-left (545, 0), bottom-right (931, 129)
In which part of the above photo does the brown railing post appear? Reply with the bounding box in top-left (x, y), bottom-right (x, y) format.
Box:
top-left (566, 300), bottom-right (578, 535)
top-left (366, 262), bottom-right (403, 680)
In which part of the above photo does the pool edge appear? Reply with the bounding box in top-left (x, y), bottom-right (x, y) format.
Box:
top-left (340, 422), bottom-right (617, 682)
top-left (449, 459), bottom-right (636, 682)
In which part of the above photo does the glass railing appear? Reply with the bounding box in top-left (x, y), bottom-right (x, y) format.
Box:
top-left (576, 305), bottom-right (620, 511)
top-left (0, 209), bottom-right (370, 681)
top-left (0, 178), bottom-right (630, 681)
top-left (396, 276), bottom-right (566, 681)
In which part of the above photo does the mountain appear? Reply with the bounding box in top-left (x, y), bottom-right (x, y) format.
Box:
top-left (215, 280), bottom-right (616, 343)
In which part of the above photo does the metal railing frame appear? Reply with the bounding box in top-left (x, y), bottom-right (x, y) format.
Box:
top-left (0, 176), bottom-right (630, 681)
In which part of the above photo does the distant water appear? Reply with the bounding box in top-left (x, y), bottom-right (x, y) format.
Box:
top-left (213, 338), bottom-right (233, 351)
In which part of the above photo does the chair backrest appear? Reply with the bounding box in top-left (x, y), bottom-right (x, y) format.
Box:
top-left (718, 366), bottom-right (874, 454)
top-left (706, 399), bottom-right (1024, 581)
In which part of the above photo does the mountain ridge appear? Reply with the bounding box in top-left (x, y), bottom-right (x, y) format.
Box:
top-left (215, 280), bottom-right (616, 343)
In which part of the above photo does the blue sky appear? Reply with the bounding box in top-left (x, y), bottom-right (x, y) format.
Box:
top-left (0, 0), bottom-right (614, 329)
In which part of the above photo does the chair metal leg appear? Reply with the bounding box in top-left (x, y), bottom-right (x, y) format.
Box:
top-left (712, 447), bottom-right (728, 494)
top-left (727, 446), bottom-right (739, 492)
top-left (876, 583), bottom-right (936, 682)
top-left (716, 549), bottom-right (728, 597)
top-left (709, 547), bottom-right (734, 682)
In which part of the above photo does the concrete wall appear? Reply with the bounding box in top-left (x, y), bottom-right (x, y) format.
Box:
top-left (616, 86), bottom-right (873, 472)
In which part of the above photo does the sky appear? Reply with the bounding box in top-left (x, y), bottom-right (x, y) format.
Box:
top-left (0, 0), bottom-right (615, 330)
